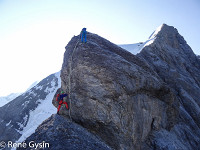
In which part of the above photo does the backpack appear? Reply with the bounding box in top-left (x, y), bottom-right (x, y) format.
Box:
top-left (56, 94), bottom-right (61, 101)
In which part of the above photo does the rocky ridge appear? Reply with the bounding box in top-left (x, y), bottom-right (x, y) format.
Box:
top-left (0, 72), bottom-right (60, 149)
top-left (138, 24), bottom-right (200, 149)
top-left (19, 24), bottom-right (200, 150)
top-left (23, 114), bottom-right (112, 150)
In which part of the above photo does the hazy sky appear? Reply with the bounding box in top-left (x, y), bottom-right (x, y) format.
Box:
top-left (0, 0), bottom-right (200, 96)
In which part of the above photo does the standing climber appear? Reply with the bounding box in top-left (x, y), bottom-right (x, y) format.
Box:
top-left (56, 91), bottom-right (69, 114)
top-left (80, 28), bottom-right (87, 43)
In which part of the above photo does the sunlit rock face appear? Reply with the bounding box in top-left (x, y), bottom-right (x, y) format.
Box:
top-left (55, 30), bottom-right (181, 149)
top-left (19, 24), bottom-right (200, 150)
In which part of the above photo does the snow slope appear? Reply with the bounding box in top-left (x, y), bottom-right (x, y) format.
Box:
top-left (119, 43), bottom-right (144, 55)
top-left (119, 24), bottom-right (164, 55)
top-left (16, 71), bottom-right (61, 143)
top-left (0, 71), bottom-right (61, 148)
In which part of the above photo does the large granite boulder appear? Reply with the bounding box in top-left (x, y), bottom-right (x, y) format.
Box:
top-left (53, 31), bottom-right (179, 149)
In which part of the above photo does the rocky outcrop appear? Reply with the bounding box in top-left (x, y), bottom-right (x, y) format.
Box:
top-left (138, 24), bottom-right (200, 149)
top-left (51, 31), bottom-right (181, 150)
top-left (0, 73), bottom-right (60, 149)
top-left (19, 24), bottom-right (200, 150)
top-left (22, 114), bottom-right (111, 150)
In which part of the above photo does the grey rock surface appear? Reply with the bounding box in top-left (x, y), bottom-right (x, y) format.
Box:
top-left (2, 24), bottom-right (200, 150)
top-left (21, 114), bottom-right (112, 150)
top-left (138, 24), bottom-right (200, 149)
top-left (53, 30), bottom-right (181, 149)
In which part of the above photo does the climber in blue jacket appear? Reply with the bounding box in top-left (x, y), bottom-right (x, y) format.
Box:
top-left (80, 28), bottom-right (87, 43)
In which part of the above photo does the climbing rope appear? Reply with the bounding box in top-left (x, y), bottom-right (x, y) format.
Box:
top-left (68, 39), bottom-right (79, 121)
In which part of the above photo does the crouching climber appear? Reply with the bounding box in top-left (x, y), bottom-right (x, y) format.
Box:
top-left (80, 28), bottom-right (87, 43)
top-left (56, 91), bottom-right (69, 114)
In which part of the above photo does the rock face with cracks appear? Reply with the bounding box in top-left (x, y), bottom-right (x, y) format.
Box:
top-left (53, 30), bottom-right (181, 149)
top-left (138, 24), bottom-right (200, 149)
top-left (28, 24), bottom-right (200, 150)
top-left (20, 114), bottom-right (111, 150)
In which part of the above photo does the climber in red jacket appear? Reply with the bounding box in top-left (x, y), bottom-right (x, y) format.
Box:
top-left (56, 91), bottom-right (69, 114)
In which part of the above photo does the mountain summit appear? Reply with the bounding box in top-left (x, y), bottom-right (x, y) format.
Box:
top-left (1, 24), bottom-right (200, 150)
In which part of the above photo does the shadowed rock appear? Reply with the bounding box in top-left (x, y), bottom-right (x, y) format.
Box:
top-left (20, 114), bottom-right (112, 150)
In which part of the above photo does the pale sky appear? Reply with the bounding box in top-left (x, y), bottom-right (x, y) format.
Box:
top-left (0, 0), bottom-right (200, 96)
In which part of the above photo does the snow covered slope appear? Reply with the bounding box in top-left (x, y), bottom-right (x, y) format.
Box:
top-left (119, 43), bottom-right (143, 54)
top-left (16, 72), bottom-right (60, 143)
top-left (119, 24), bottom-right (164, 55)
top-left (0, 71), bottom-right (61, 146)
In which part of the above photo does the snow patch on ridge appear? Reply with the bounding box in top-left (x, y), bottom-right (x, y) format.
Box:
top-left (16, 71), bottom-right (61, 143)
top-left (148, 24), bottom-right (163, 40)
top-left (140, 24), bottom-right (163, 49)
top-left (119, 24), bottom-right (164, 55)
top-left (119, 43), bottom-right (143, 55)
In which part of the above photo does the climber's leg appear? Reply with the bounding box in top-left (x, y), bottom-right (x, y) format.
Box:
top-left (63, 102), bottom-right (69, 109)
top-left (57, 104), bottom-right (62, 114)
top-left (85, 33), bottom-right (87, 43)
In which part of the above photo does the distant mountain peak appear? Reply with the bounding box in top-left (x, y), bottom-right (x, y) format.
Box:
top-left (148, 24), bottom-right (164, 39)
top-left (145, 23), bottom-right (192, 54)
top-left (148, 24), bottom-right (178, 40)
top-left (120, 24), bottom-right (182, 55)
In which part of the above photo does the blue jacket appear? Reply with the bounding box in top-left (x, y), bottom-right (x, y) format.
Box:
top-left (81, 28), bottom-right (86, 35)
top-left (60, 94), bottom-right (67, 100)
